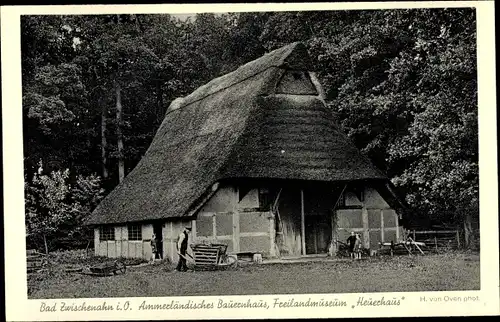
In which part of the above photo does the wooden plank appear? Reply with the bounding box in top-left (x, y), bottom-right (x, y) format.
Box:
top-left (300, 189), bottom-right (305, 256)
top-left (193, 249), bottom-right (218, 253)
top-left (194, 256), bottom-right (218, 260)
top-left (408, 237), bottom-right (425, 255)
top-left (413, 230), bottom-right (459, 234)
top-left (193, 247), bottom-right (219, 251)
top-left (330, 211), bottom-right (337, 256)
top-left (195, 259), bottom-right (217, 263)
top-left (196, 263), bottom-right (216, 266)
top-left (269, 213), bottom-right (276, 257)
top-left (193, 251), bottom-right (219, 255)
top-left (194, 250), bottom-right (218, 254)
top-left (195, 256), bottom-right (218, 260)
top-left (233, 209), bottom-right (240, 254)
top-left (380, 209), bottom-right (385, 243)
top-left (212, 214), bottom-right (217, 238)
top-left (239, 232), bottom-right (269, 237)
top-left (194, 256), bottom-right (217, 260)
top-left (169, 221), bottom-right (174, 261)
top-left (362, 207), bottom-right (369, 248)
top-left (94, 228), bottom-right (99, 256)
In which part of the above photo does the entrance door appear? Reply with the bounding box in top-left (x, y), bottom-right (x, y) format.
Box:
top-left (153, 222), bottom-right (163, 259)
top-left (305, 216), bottom-right (331, 254)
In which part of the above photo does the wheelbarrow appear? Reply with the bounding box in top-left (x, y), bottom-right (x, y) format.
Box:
top-left (76, 260), bottom-right (126, 276)
top-left (189, 243), bottom-right (238, 271)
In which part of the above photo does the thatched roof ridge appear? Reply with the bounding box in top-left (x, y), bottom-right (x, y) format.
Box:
top-left (86, 42), bottom-right (386, 225)
top-left (166, 42), bottom-right (312, 113)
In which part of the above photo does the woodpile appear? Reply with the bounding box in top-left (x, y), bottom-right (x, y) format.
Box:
top-left (26, 249), bottom-right (47, 273)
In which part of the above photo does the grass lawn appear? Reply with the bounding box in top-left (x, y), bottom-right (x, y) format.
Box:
top-left (28, 251), bottom-right (480, 299)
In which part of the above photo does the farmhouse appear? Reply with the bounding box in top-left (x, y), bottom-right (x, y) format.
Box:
top-left (85, 42), bottom-right (406, 262)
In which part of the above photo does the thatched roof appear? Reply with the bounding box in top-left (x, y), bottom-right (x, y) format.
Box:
top-left (86, 42), bottom-right (386, 225)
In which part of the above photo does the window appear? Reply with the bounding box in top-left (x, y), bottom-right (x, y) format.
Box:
top-left (128, 224), bottom-right (142, 240)
top-left (259, 187), bottom-right (281, 211)
top-left (259, 187), bottom-right (273, 210)
top-left (276, 70), bottom-right (318, 95)
top-left (99, 226), bottom-right (115, 241)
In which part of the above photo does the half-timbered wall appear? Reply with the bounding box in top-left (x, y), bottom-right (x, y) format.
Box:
top-left (94, 184), bottom-right (402, 260)
top-left (336, 187), bottom-right (401, 251)
top-left (192, 185), bottom-right (275, 258)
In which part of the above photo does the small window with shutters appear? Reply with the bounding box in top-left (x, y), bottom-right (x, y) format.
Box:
top-left (276, 70), bottom-right (318, 95)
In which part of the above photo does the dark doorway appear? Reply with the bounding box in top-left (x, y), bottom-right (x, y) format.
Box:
top-left (305, 216), bottom-right (332, 254)
top-left (304, 188), bottom-right (334, 255)
top-left (153, 222), bottom-right (163, 259)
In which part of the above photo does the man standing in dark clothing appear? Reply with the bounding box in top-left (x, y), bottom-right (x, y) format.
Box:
top-left (176, 226), bottom-right (191, 272)
top-left (347, 231), bottom-right (357, 259)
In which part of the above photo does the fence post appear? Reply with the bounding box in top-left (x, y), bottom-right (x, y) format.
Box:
top-left (456, 230), bottom-right (460, 249)
top-left (413, 230), bottom-right (416, 242)
top-left (434, 236), bottom-right (438, 252)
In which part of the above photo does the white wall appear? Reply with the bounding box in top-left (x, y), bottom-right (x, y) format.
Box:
top-left (239, 188), bottom-right (259, 208)
top-left (364, 187), bottom-right (390, 208)
top-left (94, 223), bottom-right (154, 260)
top-left (199, 185), bottom-right (237, 213)
top-left (345, 191), bottom-right (362, 206)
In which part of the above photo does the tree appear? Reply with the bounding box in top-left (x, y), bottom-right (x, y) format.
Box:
top-left (25, 163), bottom-right (104, 253)
top-left (253, 9), bottom-right (478, 234)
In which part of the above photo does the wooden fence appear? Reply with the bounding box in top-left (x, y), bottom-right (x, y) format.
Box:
top-left (408, 230), bottom-right (461, 251)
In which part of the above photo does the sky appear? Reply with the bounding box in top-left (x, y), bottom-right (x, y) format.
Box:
top-left (171, 12), bottom-right (224, 21)
top-left (171, 13), bottom-right (195, 21)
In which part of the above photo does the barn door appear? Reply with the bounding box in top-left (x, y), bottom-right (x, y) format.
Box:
top-left (305, 216), bottom-right (331, 254)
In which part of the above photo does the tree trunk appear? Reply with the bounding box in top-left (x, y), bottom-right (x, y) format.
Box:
top-left (101, 98), bottom-right (108, 180)
top-left (463, 212), bottom-right (472, 248)
top-left (116, 81), bottom-right (125, 183)
top-left (43, 234), bottom-right (49, 255)
top-left (156, 80), bottom-right (163, 124)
